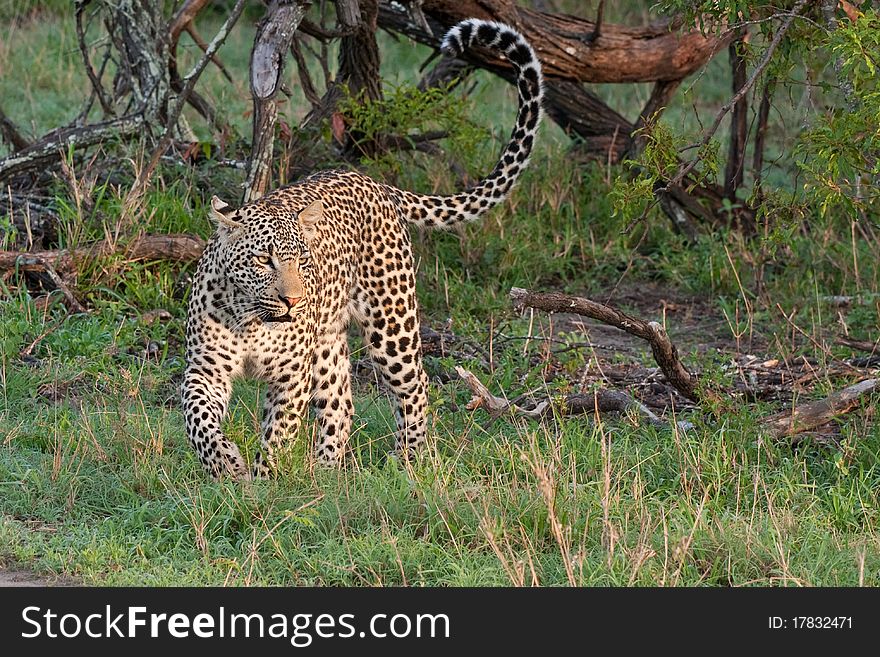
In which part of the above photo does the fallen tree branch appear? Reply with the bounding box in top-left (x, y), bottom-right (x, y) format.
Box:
top-left (0, 234), bottom-right (205, 274)
top-left (510, 287), bottom-right (718, 403)
top-left (0, 114), bottom-right (144, 183)
top-left (766, 378), bottom-right (878, 438)
top-left (455, 366), bottom-right (668, 428)
top-left (15, 255), bottom-right (87, 314)
top-left (836, 337), bottom-right (879, 354)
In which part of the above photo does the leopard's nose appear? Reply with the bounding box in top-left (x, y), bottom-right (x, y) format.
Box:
top-left (280, 295), bottom-right (301, 309)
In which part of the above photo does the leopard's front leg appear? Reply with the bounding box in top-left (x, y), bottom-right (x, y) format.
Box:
top-left (182, 364), bottom-right (249, 480)
top-left (251, 334), bottom-right (316, 479)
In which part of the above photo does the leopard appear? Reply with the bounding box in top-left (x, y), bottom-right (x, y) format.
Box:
top-left (183, 18), bottom-right (544, 479)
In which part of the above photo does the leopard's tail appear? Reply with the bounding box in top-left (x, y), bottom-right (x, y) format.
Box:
top-left (393, 19), bottom-right (543, 229)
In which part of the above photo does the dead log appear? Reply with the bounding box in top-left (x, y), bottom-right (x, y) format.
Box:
top-left (455, 366), bottom-right (667, 428)
top-left (767, 379), bottom-right (878, 439)
top-left (509, 287), bottom-right (718, 404)
top-left (380, 0), bottom-right (733, 83)
top-left (0, 114), bottom-right (144, 183)
top-left (0, 234), bottom-right (205, 275)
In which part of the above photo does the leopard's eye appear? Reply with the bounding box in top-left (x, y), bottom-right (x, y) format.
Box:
top-left (254, 254), bottom-right (273, 267)
top-left (299, 255), bottom-right (312, 268)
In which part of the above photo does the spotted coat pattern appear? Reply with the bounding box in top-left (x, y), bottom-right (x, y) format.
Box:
top-left (183, 19), bottom-right (544, 478)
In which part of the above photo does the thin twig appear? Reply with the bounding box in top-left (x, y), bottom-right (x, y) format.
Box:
top-left (75, 0), bottom-right (115, 117)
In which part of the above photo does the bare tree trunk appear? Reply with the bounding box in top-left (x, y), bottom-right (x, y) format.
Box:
top-left (336, 0), bottom-right (382, 104)
top-left (302, 0), bottom-right (383, 158)
top-left (244, 0), bottom-right (310, 203)
top-left (752, 78), bottom-right (775, 201)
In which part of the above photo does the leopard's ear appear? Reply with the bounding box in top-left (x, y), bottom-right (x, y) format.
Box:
top-left (210, 195), bottom-right (242, 230)
top-left (298, 199), bottom-right (323, 241)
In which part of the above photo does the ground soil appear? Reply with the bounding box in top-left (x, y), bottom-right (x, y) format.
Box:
top-left (0, 565), bottom-right (78, 587)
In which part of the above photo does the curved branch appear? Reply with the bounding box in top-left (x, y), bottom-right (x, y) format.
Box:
top-left (509, 287), bottom-right (717, 403)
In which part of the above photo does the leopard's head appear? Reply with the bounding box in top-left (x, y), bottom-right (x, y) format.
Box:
top-left (209, 195), bottom-right (321, 323)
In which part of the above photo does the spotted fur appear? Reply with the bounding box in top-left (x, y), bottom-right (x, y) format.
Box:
top-left (183, 19), bottom-right (544, 478)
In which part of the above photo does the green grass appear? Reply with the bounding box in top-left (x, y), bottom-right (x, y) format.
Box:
top-left (1, 4), bottom-right (878, 586)
top-left (1, 309), bottom-right (878, 585)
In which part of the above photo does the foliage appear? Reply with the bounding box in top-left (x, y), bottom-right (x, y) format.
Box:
top-left (795, 10), bottom-right (880, 218)
top-left (610, 120), bottom-right (720, 225)
top-left (621, 3), bottom-right (880, 226)
top-left (338, 82), bottom-right (491, 179)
